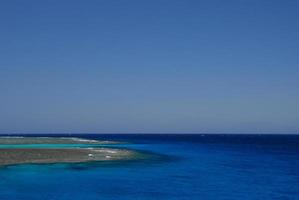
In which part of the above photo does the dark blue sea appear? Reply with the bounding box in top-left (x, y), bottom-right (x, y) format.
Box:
top-left (1, 134), bottom-right (299, 200)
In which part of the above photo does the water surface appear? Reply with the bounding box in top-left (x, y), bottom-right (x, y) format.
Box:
top-left (0, 134), bottom-right (299, 200)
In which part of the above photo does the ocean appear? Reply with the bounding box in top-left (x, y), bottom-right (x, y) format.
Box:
top-left (0, 134), bottom-right (299, 200)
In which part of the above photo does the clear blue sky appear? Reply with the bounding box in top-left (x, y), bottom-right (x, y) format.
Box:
top-left (0, 0), bottom-right (298, 133)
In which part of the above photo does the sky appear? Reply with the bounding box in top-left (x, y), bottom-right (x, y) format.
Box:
top-left (0, 0), bottom-right (298, 134)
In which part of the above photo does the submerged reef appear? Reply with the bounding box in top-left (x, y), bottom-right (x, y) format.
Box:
top-left (0, 137), bottom-right (144, 166)
top-left (0, 148), bottom-right (140, 166)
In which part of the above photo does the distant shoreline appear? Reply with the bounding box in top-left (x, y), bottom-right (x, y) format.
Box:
top-left (0, 136), bottom-right (123, 145)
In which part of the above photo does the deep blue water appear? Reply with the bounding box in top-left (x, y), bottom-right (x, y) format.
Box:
top-left (1, 134), bottom-right (299, 200)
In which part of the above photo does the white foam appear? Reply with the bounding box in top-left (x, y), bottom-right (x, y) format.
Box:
top-left (69, 137), bottom-right (99, 143)
top-left (106, 150), bottom-right (117, 154)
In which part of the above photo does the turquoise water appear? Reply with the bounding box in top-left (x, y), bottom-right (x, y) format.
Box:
top-left (1, 134), bottom-right (299, 200)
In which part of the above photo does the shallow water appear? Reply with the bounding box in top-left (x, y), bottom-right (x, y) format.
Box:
top-left (0, 134), bottom-right (299, 200)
